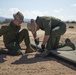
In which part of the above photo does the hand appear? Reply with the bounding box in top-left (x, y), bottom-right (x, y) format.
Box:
top-left (41, 44), bottom-right (45, 51)
top-left (35, 38), bottom-right (39, 45)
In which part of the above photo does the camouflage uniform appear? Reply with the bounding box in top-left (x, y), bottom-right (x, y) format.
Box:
top-left (0, 21), bottom-right (30, 54)
top-left (36, 16), bottom-right (66, 50)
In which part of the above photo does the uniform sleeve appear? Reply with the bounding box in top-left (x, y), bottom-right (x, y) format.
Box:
top-left (0, 26), bottom-right (9, 37)
top-left (42, 20), bottom-right (51, 35)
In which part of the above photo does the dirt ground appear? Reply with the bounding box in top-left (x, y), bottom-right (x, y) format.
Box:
top-left (0, 23), bottom-right (76, 75)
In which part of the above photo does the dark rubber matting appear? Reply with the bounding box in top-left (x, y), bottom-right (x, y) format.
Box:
top-left (31, 41), bottom-right (76, 64)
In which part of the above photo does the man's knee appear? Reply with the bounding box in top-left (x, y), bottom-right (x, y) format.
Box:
top-left (21, 29), bottom-right (28, 34)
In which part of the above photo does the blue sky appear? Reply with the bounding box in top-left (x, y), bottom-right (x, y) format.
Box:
top-left (0, 0), bottom-right (76, 21)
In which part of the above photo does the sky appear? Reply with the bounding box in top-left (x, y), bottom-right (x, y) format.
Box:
top-left (0, 0), bottom-right (76, 21)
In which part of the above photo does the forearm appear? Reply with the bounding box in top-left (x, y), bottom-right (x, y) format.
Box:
top-left (42, 35), bottom-right (50, 45)
top-left (32, 32), bottom-right (37, 39)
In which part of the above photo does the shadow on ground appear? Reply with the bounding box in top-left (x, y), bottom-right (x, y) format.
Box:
top-left (0, 54), bottom-right (7, 63)
top-left (0, 48), bottom-right (76, 71)
top-left (11, 52), bottom-right (76, 70)
top-left (11, 53), bottom-right (51, 64)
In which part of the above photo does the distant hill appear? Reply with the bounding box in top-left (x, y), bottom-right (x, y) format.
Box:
top-left (0, 17), bottom-right (6, 22)
top-left (0, 16), bottom-right (30, 23)
top-left (24, 19), bottom-right (30, 23)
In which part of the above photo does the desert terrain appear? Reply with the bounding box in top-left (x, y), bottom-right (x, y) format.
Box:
top-left (0, 23), bottom-right (76, 75)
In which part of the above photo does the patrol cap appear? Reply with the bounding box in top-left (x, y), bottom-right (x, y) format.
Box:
top-left (13, 11), bottom-right (24, 23)
top-left (27, 19), bottom-right (37, 34)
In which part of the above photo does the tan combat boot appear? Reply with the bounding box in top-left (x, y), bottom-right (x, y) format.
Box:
top-left (65, 38), bottom-right (75, 50)
top-left (25, 46), bottom-right (35, 53)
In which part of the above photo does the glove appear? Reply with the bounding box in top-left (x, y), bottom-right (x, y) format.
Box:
top-left (41, 44), bottom-right (45, 51)
top-left (35, 38), bottom-right (39, 45)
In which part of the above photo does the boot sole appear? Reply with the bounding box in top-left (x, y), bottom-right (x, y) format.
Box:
top-left (65, 38), bottom-right (75, 50)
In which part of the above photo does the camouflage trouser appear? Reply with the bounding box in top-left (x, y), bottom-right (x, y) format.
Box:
top-left (5, 29), bottom-right (30, 51)
top-left (46, 22), bottom-right (66, 50)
